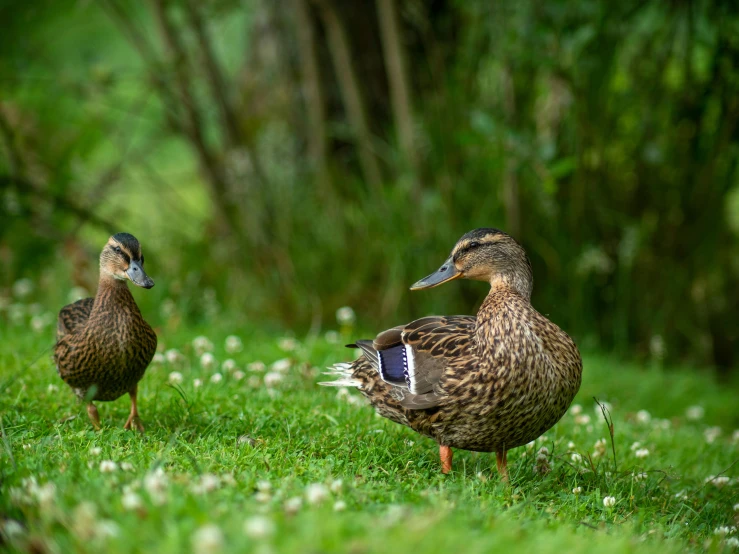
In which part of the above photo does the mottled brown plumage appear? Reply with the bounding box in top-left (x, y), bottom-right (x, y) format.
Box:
top-left (321, 228), bottom-right (582, 480)
top-left (54, 233), bottom-right (157, 432)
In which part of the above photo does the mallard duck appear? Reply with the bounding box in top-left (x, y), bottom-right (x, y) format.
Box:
top-left (321, 228), bottom-right (582, 480)
top-left (54, 233), bottom-right (157, 432)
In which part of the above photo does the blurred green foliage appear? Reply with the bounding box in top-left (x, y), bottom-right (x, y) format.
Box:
top-left (1, 0), bottom-right (738, 371)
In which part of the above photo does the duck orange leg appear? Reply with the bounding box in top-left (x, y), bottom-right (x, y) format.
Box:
top-left (87, 403), bottom-right (101, 430)
top-left (123, 384), bottom-right (145, 433)
top-left (440, 445), bottom-right (453, 474)
top-left (496, 450), bottom-right (509, 483)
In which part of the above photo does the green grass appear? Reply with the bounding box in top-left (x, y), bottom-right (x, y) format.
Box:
top-left (1, 316), bottom-right (738, 553)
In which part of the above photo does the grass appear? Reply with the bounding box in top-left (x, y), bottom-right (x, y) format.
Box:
top-left (1, 312), bottom-right (738, 553)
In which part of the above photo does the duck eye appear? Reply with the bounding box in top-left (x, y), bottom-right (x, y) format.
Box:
top-left (113, 246), bottom-right (122, 254)
top-left (468, 241), bottom-right (480, 249)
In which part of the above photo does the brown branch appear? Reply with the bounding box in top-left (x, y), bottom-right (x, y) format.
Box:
top-left (376, 0), bottom-right (420, 193)
top-left (0, 175), bottom-right (115, 232)
top-left (149, 0), bottom-right (243, 240)
top-left (100, 0), bottom-right (184, 131)
top-left (183, 0), bottom-right (243, 148)
top-left (294, 0), bottom-right (330, 190)
top-left (313, 0), bottom-right (383, 194)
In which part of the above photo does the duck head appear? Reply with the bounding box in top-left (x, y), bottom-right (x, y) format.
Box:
top-left (99, 233), bottom-right (154, 289)
top-left (410, 228), bottom-right (532, 299)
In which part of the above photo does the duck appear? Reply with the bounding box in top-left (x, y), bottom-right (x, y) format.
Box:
top-left (321, 228), bottom-right (582, 480)
top-left (54, 233), bottom-right (157, 433)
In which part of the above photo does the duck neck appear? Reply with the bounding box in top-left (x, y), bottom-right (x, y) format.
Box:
top-left (488, 272), bottom-right (532, 301)
top-left (92, 273), bottom-right (135, 313)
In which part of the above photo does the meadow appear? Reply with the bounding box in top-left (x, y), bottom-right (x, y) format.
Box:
top-left (1, 281), bottom-right (738, 554)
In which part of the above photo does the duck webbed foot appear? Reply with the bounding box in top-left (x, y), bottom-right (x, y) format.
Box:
top-left (86, 403), bottom-right (101, 430)
top-left (440, 444), bottom-right (453, 474)
top-left (123, 385), bottom-right (145, 433)
top-left (496, 450), bottom-right (509, 483)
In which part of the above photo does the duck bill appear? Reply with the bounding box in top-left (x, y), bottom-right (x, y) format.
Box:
top-left (126, 261), bottom-right (155, 289)
top-left (410, 256), bottom-right (462, 290)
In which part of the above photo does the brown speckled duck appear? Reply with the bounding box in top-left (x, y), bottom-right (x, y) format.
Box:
top-left (54, 233), bottom-right (157, 432)
top-left (321, 228), bottom-right (582, 480)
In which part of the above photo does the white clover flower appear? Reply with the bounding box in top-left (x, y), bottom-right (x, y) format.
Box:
top-left (330, 479), bottom-right (343, 494)
top-left (193, 378), bottom-right (203, 388)
top-left (567, 441), bottom-right (576, 449)
top-left (324, 330), bottom-right (340, 344)
top-left (704, 426), bottom-right (722, 444)
top-left (284, 496), bottom-right (303, 515)
top-left (571, 453), bottom-right (582, 463)
top-left (603, 496), bottom-right (616, 508)
top-left (255, 491), bottom-right (271, 503)
top-left (570, 404), bottom-right (582, 415)
top-left (594, 402), bottom-right (612, 420)
top-left (200, 353), bottom-right (218, 371)
top-left (734, 503), bottom-right (739, 512)
top-left (593, 438), bottom-right (607, 458)
top-left (144, 468), bottom-right (169, 505)
top-left (33, 482), bottom-right (56, 510)
top-left (168, 371), bottom-right (183, 385)
top-left (654, 419), bottom-right (671, 430)
top-left (305, 483), bottom-right (329, 505)
top-left (248, 361), bottom-right (266, 372)
top-left (192, 524), bottom-right (224, 554)
top-left (95, 520), bottom-right (120, 540)
top-left (264, 372), bottom-right (283, 388)
top-left (574, 414), bottom-right (591, 425)
top-left (22, 444), bottom-right (31, 451)
top-left (534, 447), bottom-right (552, 474)
top-left (67, 286), bottom-right (89, 304)
top-left (271, 359), bottom-right (291, 373)
top-left (256, 480), bottom-right (272, 492)
top-left (726, 537), bottom-right (739, 548)
top-left (686, 405), bottom-right (704, 421)
top-left (193, 336), bottom-right (214, 356)
top-left (278, 337), bottom-right (298, 352)
top-left (152, 353), bottom-right (165, 364)
top-left (636, 410), bottom-right (651, 424)
top-left (71, 502), bottom-right (98, 540)
top-left (635, 448), bottom-right (650, 459)
top-left (225, 335), bottom-right (243, 354)
top-left (120, 462), bottom-right (134, 472)
top-left (333, 500), bottom-right (347, 512)
top-left (705, 475), bottom-right (730, 487)
top-left (210, 373), bottom-right (223, 384)
top-left (336, 306), bottom-right (356, 326)
top-left (160, 298), bottom-right (176, 320)
top-left (192, 474), bottom-right (220, 495)
top-left (733, 430), bottom-right (739, 443)
top-left (243, 516), bottom-right (275, 539)
top-left (12, 278), bottom-right (33, 298)
top-left (100, 460), bottom-right (118, 473)
top-left (165, 349), bottom-right (183, 364)
top-left (47, 383), bottom-right (59, 393)
top-left (222, 359), bottom-right (237, 373)
top-left (1, 519), bottom-right (24, 538)
top-left (634, 472), bottom-right (648, 481)
top-left (714, 526), bottom-right (735, 536)
top-left (233, 370), bottom-right (245, 381)
top-left (572, 487), bottom-right (582, 495)
top-left (122, 490), bottom-right (143, 511)
top-left (31, 314), bottom-right (53, 333)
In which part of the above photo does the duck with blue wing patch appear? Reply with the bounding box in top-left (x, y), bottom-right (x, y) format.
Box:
top-left (320, 228), bottom-right (582, 481)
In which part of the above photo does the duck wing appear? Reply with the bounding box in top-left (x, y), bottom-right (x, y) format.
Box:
top-left (343, 315), bottom-right (476, 410)
top-left (56, 297), bottom-right (94, 339)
